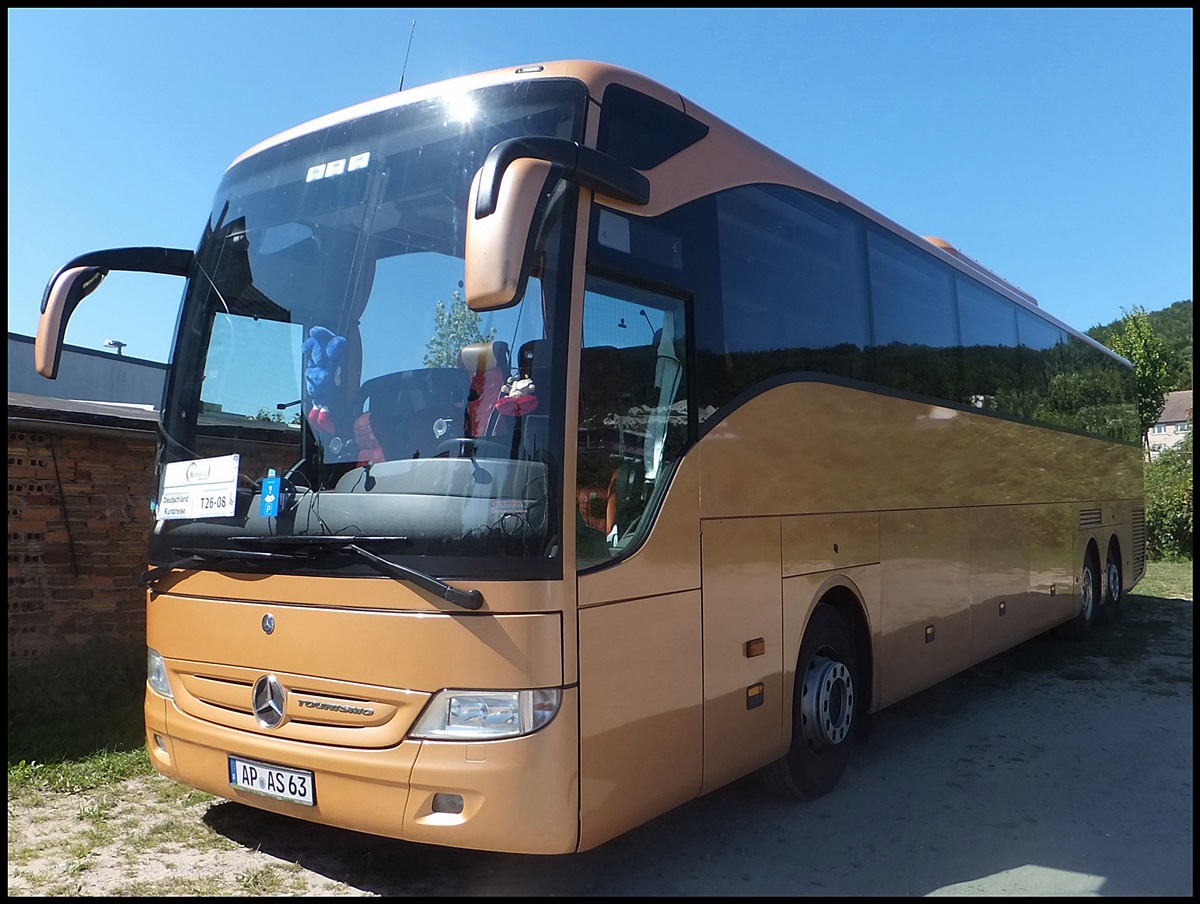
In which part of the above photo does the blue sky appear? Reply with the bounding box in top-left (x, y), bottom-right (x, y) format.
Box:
top-left (7, 8), bottom-right (1193, 365)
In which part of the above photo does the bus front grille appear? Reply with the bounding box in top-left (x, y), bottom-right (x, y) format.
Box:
top-left (168, 665), bottom-right (429, 749)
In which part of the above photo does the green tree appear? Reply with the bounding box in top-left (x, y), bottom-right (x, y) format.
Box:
top-left (1144, 426), bottom-right (1193, 560)
top-left (423, 290), bottom-right (496, 368)
top-left (1105, 306), bottom-right (1172, 448)
top-left (1088, 299), bottom-right (1191, 392)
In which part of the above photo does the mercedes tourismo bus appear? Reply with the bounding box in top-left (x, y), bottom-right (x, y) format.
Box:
top-left (35, 60), bottom-right (1145, 854)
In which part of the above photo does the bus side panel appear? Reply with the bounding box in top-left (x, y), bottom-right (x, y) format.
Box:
top-left (696, 382), bottom-right (1141, 518)
top-left (1030, 503), bottom-right (1076, 626)
top-left (877, 508), bottom-right (971, 709)
top-left (968, 506), bottom-right (1036, 663)
top-left (782, 512), bottom-right (881, 577)
top-left (578, 590), bottom-right (703, 852)
top-left (697, 384), bottom-right (981, 518)
top-left (699, 517), bottom-right (785, 795)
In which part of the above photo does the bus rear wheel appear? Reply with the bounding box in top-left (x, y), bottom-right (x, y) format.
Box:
top-left (759, 603), bottom-right (860, 800)
top-left (1096, 542), bottom-right (1122, 626)
top-left (1067, 549), bottom-right (1101, 639)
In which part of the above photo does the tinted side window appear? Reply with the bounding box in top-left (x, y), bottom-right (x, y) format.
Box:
top-left (957, 276), bottom-right (1021, 413)
top-left (697, 184), bottom-right (869, 417)
top-left (1014, 306), bottom-right (1067, 421)
top-left (1032, 330), bottom-right (1139, 443)
top-left (867, 227), bottom-right (962, 400)
top-left (597, 84), bottom-right (709, 171)
top-left (593, 186), bottom-right (1137, 446)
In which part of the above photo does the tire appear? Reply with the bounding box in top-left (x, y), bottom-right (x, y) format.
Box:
top-left (1097, 543), bottom-right (1123, 626)
top-left (1066, 550), bottom-right (1101, 639)
top-left (759, 603), bottom-right (861, 800)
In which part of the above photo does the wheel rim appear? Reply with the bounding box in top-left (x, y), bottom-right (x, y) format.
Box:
top-left (1081, 564), bottom-right (1096, 621)
top-left (1106, 561), bottom-right (1121, 606)
top-left (800, 654), bottom-right (854, 750)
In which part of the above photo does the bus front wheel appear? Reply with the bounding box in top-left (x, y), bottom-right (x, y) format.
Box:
top-left (759, 603), bottom-right (860, 801)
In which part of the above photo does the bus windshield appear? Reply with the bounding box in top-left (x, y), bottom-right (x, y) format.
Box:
top-left (153, 79), bottom-right (585, 576)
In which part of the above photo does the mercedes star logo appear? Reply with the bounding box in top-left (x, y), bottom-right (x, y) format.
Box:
top-left (252, 675), bottom-right (287, 729)
top-left (261, 613), bottom-right (275, 635)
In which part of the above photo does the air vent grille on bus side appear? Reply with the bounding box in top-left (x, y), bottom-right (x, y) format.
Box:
top-left (1132, 507), bottom-right (1146, 581)
top-left (1078, 509), bottom-right (1103, 530)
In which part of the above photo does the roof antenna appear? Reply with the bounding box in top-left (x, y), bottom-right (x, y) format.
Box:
top-left (398, 20), bottom-right (416, 92)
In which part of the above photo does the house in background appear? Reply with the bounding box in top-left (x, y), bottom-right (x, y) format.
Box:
top-left (1148, 389), bottom-right (1193, 458)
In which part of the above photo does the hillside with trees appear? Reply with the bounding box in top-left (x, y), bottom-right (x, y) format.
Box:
top-left (1088, 299), bottom-right (1192, 392)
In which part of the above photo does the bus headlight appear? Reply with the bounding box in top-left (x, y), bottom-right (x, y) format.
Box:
top-left (410, 688), bottom-right (561, 740)
top-left (146, 648), bottom-right (174, 699)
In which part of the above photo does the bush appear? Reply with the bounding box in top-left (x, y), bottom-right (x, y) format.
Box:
top-left (1144, 430), bottom-right (1193, 560)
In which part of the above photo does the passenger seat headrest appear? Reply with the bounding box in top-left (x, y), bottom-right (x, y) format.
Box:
top-left (459, 340), bottom-right (511, 375)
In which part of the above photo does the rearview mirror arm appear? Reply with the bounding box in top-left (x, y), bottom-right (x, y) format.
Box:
top-left (473, 137), bottom-right (649, 220)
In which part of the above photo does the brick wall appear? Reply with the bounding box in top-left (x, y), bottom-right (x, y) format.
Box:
top-left (8, 406), bottom-right (158, 667)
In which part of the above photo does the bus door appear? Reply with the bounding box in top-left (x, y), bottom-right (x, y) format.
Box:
top-left (575, 274), bottom-right (704, 847)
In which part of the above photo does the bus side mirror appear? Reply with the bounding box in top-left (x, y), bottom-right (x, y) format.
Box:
top-left (34, 247), bottom-right (194, 378)
top-left (464, 157), bottom-right (555, 312)
top-left (464, 137), bottom-right (650, 312)
top-left (36, 266), bottom-right (107, 379)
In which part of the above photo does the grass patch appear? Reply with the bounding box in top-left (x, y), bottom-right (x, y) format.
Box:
top-left (236, 865), bottom-right (289, 894)
top-left (7, 636), bottom-right (153, 802)
top-left (8, 747), bottom-right (153, 801)
top-left (1135, 559), bottom-right (1193, 600)
top-left (117, 876), bottom-right (230, 896)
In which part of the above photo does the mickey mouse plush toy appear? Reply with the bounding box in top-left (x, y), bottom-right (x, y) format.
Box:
top-left (302, 325), bottom-right (347, 435)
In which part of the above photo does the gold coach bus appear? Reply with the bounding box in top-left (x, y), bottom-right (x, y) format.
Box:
top-left (35, 60), bottom-right (1144, 854)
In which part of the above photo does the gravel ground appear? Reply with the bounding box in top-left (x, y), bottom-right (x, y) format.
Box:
top-left (8, 594), bottom-right (1192, 897)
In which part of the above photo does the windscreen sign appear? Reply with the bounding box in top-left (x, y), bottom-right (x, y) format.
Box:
top-left (157, 454), bottom-right (240, 520)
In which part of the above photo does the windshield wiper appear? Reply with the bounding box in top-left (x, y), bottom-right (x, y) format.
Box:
top-left (139, 546), bottom-right (305, 587)
top-left (343, 543), bottom-right (484, 611)
top-left (229, 536), bottom-right (485, 611)
top-left (230, 535), bottom-right (410, 548)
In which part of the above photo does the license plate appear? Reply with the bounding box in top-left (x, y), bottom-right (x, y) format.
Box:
top-left (228, 755), bottom-right (315, 806)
